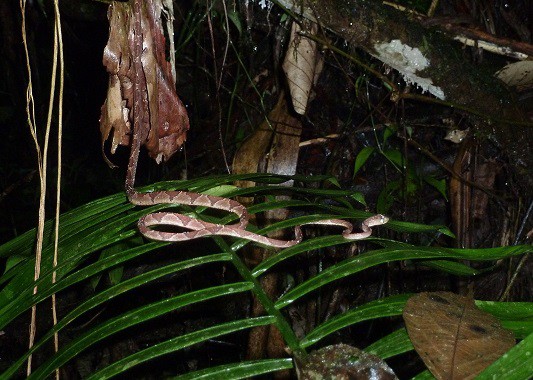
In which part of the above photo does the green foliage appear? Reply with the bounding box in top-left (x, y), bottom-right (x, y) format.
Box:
top-left (354, 124), bottom-right (448, 214)
top-left (0, 174), bottom-right (530, 378)
top-left (353, 146), bottom-right (375, 176)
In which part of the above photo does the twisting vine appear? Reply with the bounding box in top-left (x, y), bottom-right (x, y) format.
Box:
top-left (20, 0), bottom-right (64, 377)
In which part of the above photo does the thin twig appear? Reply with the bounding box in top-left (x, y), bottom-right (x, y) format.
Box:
top-left (206, 0), bottom-right (231, 173)
top-left (19, 0), bottom-right (47, 374)
top-left (51, 1), bottom-right (64, 379)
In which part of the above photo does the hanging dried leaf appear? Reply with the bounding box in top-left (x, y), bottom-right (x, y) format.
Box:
top-left (233, 94), bottom-right (301, 190)
top-left (403, 292), bottom-right (516, 380)
top-left (282, 20), bottom-right (322, 115)
top-left (495, 61), bottom-right (533, 92)
top-left (296, 344), bottom-right (398, 380)
top-left (100, 0), bottom-right (189, 166)
top-left (99, 2), bottom-right (132, 166)
top-left (265, 94), bottom-right (302, 180)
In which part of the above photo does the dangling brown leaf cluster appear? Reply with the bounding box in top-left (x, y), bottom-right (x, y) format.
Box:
top-left (100, 0), bottom-right (189, 165)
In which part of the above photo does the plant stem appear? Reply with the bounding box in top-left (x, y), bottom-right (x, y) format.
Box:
top-left (215, 237), bottom-right (307, 359)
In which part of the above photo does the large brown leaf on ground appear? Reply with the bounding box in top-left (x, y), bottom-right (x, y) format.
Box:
top-left (100, 0), bottom-right (189, 165)
top-left (403, 291), bottom-right (515, 380)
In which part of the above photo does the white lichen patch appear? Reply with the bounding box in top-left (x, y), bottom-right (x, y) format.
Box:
top-left (374, 39), bottom-right (445, 100)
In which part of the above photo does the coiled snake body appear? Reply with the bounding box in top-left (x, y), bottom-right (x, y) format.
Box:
top-left (128, 183), bottom-right (389, 248)
top-left (127, 163), bottom-right (389, 247)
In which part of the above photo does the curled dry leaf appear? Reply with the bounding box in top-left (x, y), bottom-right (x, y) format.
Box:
top-left (100, 2), bottom-right (132, 166)
top-left (296, 344), bottom-right (398, 380)
top-left (282, 20), bottom-right (322, 115)
top-left (444, 128), bottom-right (469, 144)
top-left (495, 61), bottom-right (533, 92)
top-left (100, 0), bottom-right (189, 166)
top-left (403, 291), bottom-right (516, 380)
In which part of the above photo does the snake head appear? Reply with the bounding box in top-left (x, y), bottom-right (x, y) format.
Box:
top-left (369, 214), bottom-right (390, 227)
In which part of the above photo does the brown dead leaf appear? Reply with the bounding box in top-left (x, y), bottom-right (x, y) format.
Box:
top-left (100, 2), bottom-right (132, 166)
top-left (449, 139), bottom-right (501, 249)
top-left (403, 291), bottom-right (515, 380)
top-left (100, 0), bottom-right (189, 166)
top-left (296, 344), bottom-right (398, 380)
top-left (495, 61), bottom-right (533, 92)
top-left (233, 93), bottom-right (301, 193)
top-left (282, 20), bottom-right (322, 115)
